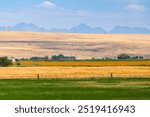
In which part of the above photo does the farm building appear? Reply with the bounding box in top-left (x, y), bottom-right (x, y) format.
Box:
top-left (8, 57), bottom-right (20, 62)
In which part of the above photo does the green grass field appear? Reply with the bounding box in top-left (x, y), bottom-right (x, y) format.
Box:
top-left (0, 78), bottom-right (150, 100)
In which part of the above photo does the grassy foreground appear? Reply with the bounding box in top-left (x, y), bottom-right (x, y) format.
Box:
top-left (0, 78), bottom-right (150, 100)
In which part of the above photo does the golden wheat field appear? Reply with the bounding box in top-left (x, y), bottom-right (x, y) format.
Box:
top-left (0, 66), bottom-right (150, 79)
top-left (0, 31), bottom-right (150, 59)
top-left (20, 61), bottom-right (150, 67)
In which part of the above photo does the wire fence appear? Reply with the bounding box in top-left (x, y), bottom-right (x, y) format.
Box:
top-left (0, 73), bottom-right (150, 79)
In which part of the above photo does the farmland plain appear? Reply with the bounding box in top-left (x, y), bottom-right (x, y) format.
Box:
top-left (0, 31), bottom-right (150, 59)
top-left (0, 31), bottom-right (150, 100)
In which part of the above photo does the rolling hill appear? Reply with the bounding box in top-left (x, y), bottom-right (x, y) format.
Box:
top-left (0, 31), bottom-right (149, 59)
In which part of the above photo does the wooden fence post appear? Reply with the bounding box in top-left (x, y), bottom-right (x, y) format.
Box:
top-left (110, 73), bottom-right (113, 79)
top-left (37, 74), bottom-right (40, 80)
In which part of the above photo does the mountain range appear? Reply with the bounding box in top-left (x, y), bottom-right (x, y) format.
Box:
top-left (0, 22), bottom-right (150, 34)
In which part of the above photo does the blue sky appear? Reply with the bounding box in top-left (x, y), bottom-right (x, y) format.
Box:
top-left (0, 0), bottom-right (150, 30)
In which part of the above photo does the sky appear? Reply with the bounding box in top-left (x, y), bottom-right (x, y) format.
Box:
top-left (0, 0), bottom-right (150, 30)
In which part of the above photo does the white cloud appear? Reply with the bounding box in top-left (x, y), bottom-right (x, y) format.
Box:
top-left (38, 0), bottom-right (56, 9)
top-left (126, 4), bottom-right (146, 11)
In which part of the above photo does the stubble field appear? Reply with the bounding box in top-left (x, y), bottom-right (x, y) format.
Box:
top-left (20, 60), bottom-right (150, 67)
top-left (0, 66), bottom-right (150, 79)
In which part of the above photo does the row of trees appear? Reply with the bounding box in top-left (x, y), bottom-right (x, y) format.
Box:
top-left (117, 54), bottom-right (130, 60)
top-left (117, 54), bottom-right (143, 60)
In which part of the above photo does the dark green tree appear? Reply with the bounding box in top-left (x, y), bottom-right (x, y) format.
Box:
top-left (117, 54), bottom-right (130, 60)
top-left (0, 57), bottom-right (12, 67)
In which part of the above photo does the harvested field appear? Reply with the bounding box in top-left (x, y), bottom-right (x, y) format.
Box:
top-left (20, 61), bottom-right (150, 67)
top-left (0, 66), bottom-right (150, 79)
top-left (0, 31), bottom-right (150, 59)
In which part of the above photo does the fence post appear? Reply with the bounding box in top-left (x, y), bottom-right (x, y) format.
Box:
top-left (37, 74), bottom-right (40, 80)
top-left (110, 73), bottom-right (113, 79)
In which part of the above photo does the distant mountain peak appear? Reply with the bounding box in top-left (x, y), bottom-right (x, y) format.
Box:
top-left (0, 22), bottom-right (149, 34)
top-left (77, 23), bottom-right (90, 28)
top-left (110, 25), bottom-right (150, 34)
top-left (14, 22), bottom-right (38, 28)
top-left (70, 23), bottom-right (106, 33)
top-left (9, 22), bottom-right (46, 32)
